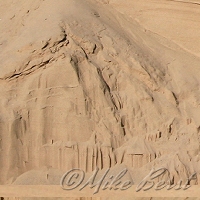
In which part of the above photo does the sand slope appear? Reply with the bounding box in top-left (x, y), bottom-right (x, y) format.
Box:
top-left (0, 0), bottom-right (200, 186)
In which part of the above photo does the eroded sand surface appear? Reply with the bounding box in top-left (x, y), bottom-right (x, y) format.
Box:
top-left (0, 0), bottom-right (200, 197)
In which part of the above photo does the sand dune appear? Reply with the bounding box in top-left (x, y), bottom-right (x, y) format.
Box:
top-left (0, 0), bottom-right (200, 198)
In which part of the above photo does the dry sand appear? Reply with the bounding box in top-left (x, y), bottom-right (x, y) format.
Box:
top-left (0, 0), bottom-right (200, 198)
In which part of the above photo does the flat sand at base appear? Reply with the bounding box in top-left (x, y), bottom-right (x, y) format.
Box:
top-left (0, 185), bottom-right (200, 198)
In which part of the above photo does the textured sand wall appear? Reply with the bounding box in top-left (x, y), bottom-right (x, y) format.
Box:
top-left (0, 0), bottom-right (200, 186)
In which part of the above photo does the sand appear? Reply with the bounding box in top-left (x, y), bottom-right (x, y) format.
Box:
top-left (0, 0), bottom-right (200, 198)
